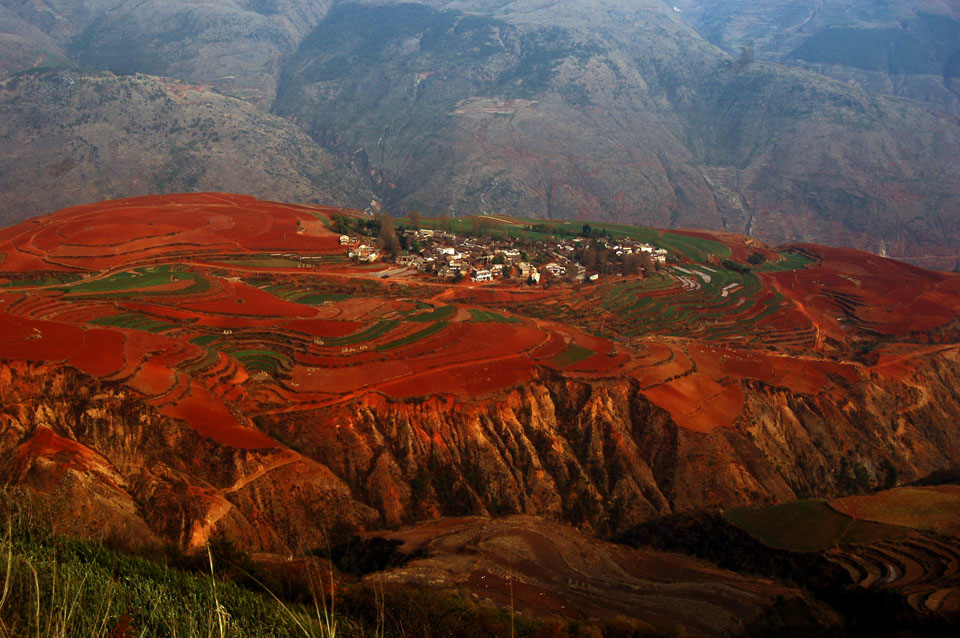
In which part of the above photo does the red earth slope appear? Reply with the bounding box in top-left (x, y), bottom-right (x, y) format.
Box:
top-left (0, 193), bottom-right (958, 553)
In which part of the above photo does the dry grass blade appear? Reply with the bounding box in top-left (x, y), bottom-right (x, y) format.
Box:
top-left (207, 547), bottom-right (226, 638)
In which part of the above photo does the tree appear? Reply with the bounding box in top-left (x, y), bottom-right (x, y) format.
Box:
top-left (408, 209), bottom-right (421, 230)
top-left (581, 223), bottom-right (592, 237)
top-left (379, 213), bottom-right (400, 257)
top-left (581, 248), bottom-right (598, 270)
top-left (638, 250), bottom-right (652, 274)
top-left (470, 216), bottom-right (491, 237)
top-left (747, 251), bottom-right (766, 266)
top-left (331, 214), bottom-right (351, 235)
top-left (438, 212), bottom-right (452, 232)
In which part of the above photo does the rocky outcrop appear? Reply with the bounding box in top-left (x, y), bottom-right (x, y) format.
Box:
top-left (258, 348), bottom-right (960, 537)
top-left (6, 340), bottom-right (955, 552)
top-left (0, 361), bottom-right (377, 551)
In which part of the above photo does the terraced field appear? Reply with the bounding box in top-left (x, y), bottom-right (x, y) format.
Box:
top-left (0, 193), bottom-right (957, 442)
top-left (726, 491), bottom-right (960, 619)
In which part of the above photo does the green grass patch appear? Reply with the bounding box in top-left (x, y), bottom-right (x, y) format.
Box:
top-left (59, 267), bottom-right (209, 297)
top-left (550, 343), bottom-right (594, 368)
top-left (468, 309), bottom-right (521, 323)
top-left (227, 349), bottom-right (292, 374)
top-left (376, 321), bottom-right (447, 351)
top-left (405, 304), bottom-right (456, 322)
top-left (89, 312), bottom-right (179, 333)
top-left (320, 320), bottom-right (400, 346)
top-left (724, 499), bottom-right (909, 552)
top-left (761, 250), bottom-right (816, 273)
top-left (189, 334), bottom-right (220, 347)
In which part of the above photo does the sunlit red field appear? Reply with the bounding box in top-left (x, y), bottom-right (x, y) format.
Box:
top-left (0, 193), bottom-right (957, 450)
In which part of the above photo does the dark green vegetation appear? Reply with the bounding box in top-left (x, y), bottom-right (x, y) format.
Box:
top-left (468, 309), bottom-right (521, 324)
top-left (724, 500), bottom-right (910, 552)
top-left (1, 273), bottom-right (82, 288)
top-left (226, 348), bottom-right (293, 374)
top-left (761, 250), bottom-right (816, 273)
top-left (376, 321), bottom-right (446, 351)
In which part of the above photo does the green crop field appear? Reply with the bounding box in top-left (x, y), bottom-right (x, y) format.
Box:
top-left (227, 348), bottom-right (292, 374)
top-left (320, 320), bottom-right (401, 346)
top-left (90, 312), bottom-right (179, 333)
top-left (405, 304), bottom-right (456, 322)
top-left (551, 343), bottom-right (594, 368)
top-left (59, 267), bottom-right (209, 297)
top-left (376, 321), bottom-right (447, 351)
top-left (468, 309), bottom-right (521, 323)
top-left (761, 251), bottom-right (816, 273)
top-left (189, 334), bottom-right (220, 347)
top-left (724, 500), bottom-right (910, 552)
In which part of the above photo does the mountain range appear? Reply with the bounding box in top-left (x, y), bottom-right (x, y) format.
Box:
top-left (1, 0), bottom-right (959, 267)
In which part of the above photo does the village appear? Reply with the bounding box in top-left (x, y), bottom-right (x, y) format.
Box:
top-left (336, 214), bottom-right (670, 286)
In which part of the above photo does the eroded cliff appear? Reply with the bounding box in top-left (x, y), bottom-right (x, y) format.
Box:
top-left (4, 342), bottom-right (959, 553)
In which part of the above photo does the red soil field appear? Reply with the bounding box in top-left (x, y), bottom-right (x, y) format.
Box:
top-left (15, 425), bottom-right (97, 462)
top-left (127, 361), bottom-right (177, 397)
top-left (179, 281), bottom-right (316, 318)
top-left (773, 244), bottom-right (960, 338)
top-left (72, 328), bottom-right (127, 378)
top-left (0, 193), bottom-right (342, 274)
top-left (159, 381), bottom-right (278, 450)
top-left (1, 193), bottom-right (958, 446)
top-left (283, 319), bottom-right (366, 338)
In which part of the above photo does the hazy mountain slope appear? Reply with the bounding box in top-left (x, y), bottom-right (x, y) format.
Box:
top-left (1, 0), bottom-right (958, 266)
top-left (275, 1), bottom-right (960, 266)
top-left (0, 5), bottom-right (70, 78)
top-left (2, 0), bottom-right (336, 102)
top-left (674, 0), bottom-right (960, 115)
top-left (0, 71), bottom-right (372, 226)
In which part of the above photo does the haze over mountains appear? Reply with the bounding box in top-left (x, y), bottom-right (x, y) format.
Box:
top-left (1, 0), bottom-right (959, 266)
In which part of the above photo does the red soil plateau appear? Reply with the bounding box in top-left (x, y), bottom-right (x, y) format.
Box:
top-left (1, 193), bottom-right (958, 446)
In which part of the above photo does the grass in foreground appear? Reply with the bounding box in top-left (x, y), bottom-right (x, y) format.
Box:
top-left (0, 493), bottom-right (544, 638)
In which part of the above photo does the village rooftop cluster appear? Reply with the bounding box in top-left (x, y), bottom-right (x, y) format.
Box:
top-left (334, 213), bottom-right (670, 285)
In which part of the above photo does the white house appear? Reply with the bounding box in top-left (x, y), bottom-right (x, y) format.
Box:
top-left (544, 262), bottom-right (566, 277)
